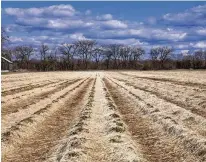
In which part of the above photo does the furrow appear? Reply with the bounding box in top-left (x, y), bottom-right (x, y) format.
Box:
top-left (2, 80), bottom-right (62, 96)
top-left (2, 78), bottom-right (82, 116)
top-left (113, 76), bottom-right (206, 119)
top-left (1, 78), bottom-right (90, 143)
top-left (109, 76), bottom-right (206, 136)
top-left (48, 74), bottom-right (143, 162)
top-left (104, 77), bottom-right (206, 162)
top-left (2, 79), bottom-right (69, 104)
top-left (118, 72), bottom-right (206, 89)
top-left (2, 78), bottom-right (93, 162)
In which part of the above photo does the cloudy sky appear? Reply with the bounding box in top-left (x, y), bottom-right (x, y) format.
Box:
top-left (2, 1), bottom-right (206, 53)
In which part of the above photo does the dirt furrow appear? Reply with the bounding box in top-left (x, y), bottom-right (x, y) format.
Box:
top-left (113, 76), bottom-right (206, 118)
top-left (48, 75), bottom-right (143, 162)
top-left (109, 76), bottom-right (206, 136)
top-left (2, 78), bottom-right (82, 116)
top-left (2, 78), bottom-right (94, 162)
top-left (1, 77), bottom-right (63, 91)
top-left (1, 80), bottom-right (67, 104)
top-left (1, 79), bottom-right (63, 96)
top-left (118, 72), bottom-right (206, 89)
top-left (1, 78), bottom-right (90, 144)
top-left (104, 77), bottom-right (206, 162)
top-left (1, 75), bottom-right (47, 83)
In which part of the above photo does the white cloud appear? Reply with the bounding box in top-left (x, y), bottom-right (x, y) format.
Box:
top-left (153, 30), bottom-right (187, 41)
top-left (97, 38), bottom-right (148, 46)
top-left (3, 4), bottom-right (205, 52)
top-left (10, 36), bottom-right (23, 42)
top-left (69, 33), bottom-right (86, 40)
top-left (191, 5), bottom-right (206, 12)
top-left (162, 4), bottom-right (206, 26)
top-left (176, 41), bottom-right (206, 50)
top-left (101, 20), bottom-right (128, 29)
top-left (47, 19), bottom-right (85, 29)
top-left (97, 14), bottom-right (113, 20)
top-left (5, 5), bottom-right (76, 18)
top-left (196, 28), bottom-right (206, 35)
top-left (16, 17), bottom-right (46, 26)
top-left (176, 44), bottom-right (189, 49)
top-left (180, 50), bottom-right (189, 55)
top-left (193, 41), bottom-right (206, 49)
top-left (96, 27), bottom-right (187, 42)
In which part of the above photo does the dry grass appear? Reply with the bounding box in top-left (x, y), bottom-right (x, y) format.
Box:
top-left (2, 78), bottom-right (93, 162)
top-left (1, 70), bottom-right (206, 162)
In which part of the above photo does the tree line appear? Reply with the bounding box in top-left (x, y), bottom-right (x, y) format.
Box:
top-left (2, 29), bottom-right (206, 71)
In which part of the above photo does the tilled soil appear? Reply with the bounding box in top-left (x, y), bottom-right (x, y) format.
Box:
top-left (1, 71), bottom-right (206, 162)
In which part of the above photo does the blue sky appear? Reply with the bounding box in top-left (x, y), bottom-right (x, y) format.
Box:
top-left (2, 1), bottom-right (206, 54)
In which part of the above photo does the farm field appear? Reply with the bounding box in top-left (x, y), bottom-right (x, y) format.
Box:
top-left (1, 70), bottom-right (206, 162)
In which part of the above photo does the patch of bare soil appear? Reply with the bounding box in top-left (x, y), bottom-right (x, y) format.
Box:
top-left (2, 71), bottom-right (206, 162)
top-left (104, 77), bottom-right (204, 162)
top-left (118, 72), bottom-right (206, 89)
top-left (2, 78), bottom-right (93, 162)
top-left (1, 79), bottom-right (81, 116)
top-left (2, 80), bottom-right (60, 96)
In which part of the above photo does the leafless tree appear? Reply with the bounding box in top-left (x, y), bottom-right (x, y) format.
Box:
top-left (40, 44), bottom-right (49, 61)
top-left (1, 28), bottom-right (9, 47)
top-left (13, 46), bottom-right (34, 69)
top-left (150, 47), bottom-right (160, 69)
top-left (92, 46), bottom-right (104, 69)
top-left (102, 46), bottom-right (113, 69)
top-left (1, 28), bottom-right (11, 60)
top-left (108, 44), bottom-right (122, 69)
top-left (46, 47), bottom-right (59, 71)
top-left (158, 47), bottom-right (173, 68)
top-left (193, 50), bottom-right (206, 69)
top-left (59, 43), bottom-right (77, 70)
top-left (5, 34), bottom-right (206, 70)
top-left (75, 40), bottom-right (96, 69)
top-left (39, 44), bottom-right (49, 70)
top-left (131, 47), bottom-right (145, 68)
top-left (132, 47), bottom-right (145, 60)
top-left (204, 50), bottom-right (206, 68)
top-left (150, 47), bottom-right (173, 69)
top-left (119, 46), bottom-right (130, 68)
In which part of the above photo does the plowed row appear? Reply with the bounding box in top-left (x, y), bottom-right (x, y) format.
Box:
top-left (1, 71), bottom-right (206, 162)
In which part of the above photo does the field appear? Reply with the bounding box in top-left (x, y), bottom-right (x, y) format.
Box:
top-left (1, 70), bottom-right (206, 162)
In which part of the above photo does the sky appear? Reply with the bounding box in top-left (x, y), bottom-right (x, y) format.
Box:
top-left (2, 1), bottom-right (206, 54)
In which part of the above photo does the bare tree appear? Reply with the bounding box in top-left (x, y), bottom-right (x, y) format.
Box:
top-left (40, 44), bottom-right (49, 61)
top-left (75, 40), bottom-right (96, 69)
top-left (1, 28), bottom-right (11, 60)
top-left (39, 44), bottom-right (49, 70)
top-left (132, 47), bottom-right (145, 60)
top-left (92, 46), bottom-right (104, 69)
top-left (108, 44), bottom-right (122, 69)
top-left (6, 36), bottom-right (206, 71)
top-left (193, 50), bottom-right (205, 69)
top-left (131, 47), bottom-right (145, 69)
top-left (102, 46), bottom-right (113, 69)
top-left (204, 50), bottom-right (206, 68)
top-left (46, 47), bottom-right (58, 71)
top-left (119, 46), bottom-right (130, 68)
top-left (59, 43), bottom-right (77, 70)
top-left (158, 47), bottom-right (173, 68)
top-left (150, 47), bottom-right (173, 69)
top-left (1, 28), bottom-right (9, 47)
top-left (150, 47), bottom-right (160, 69)
top-left (13, 46), bottom-right (34, 69)
top-left (25, 46), bottom-right (34, 68)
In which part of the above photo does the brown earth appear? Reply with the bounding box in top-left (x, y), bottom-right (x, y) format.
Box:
top-left (1, 71), bottom-right (206, 162)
